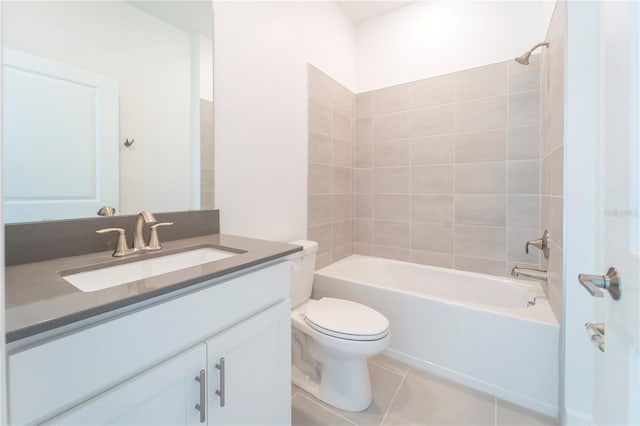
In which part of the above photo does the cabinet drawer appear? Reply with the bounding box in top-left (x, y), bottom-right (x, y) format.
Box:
top-left (8, 261), bottom-right (289, 425)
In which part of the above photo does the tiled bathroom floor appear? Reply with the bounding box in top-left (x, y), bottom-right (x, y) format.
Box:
top-left (291, 355), bottom-right (558, 426)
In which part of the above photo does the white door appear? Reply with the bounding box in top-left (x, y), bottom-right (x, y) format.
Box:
top-left (46, 344), bottom-right (207, 425)
top-left (206, 301), bottom-right (291, 426)
top-left (2, 48), bottom-right (118, 222)
top-left (591, 2), bottom-right (640, 425)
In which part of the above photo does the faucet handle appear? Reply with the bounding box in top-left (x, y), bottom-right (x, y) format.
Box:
top-left (147, 222), bottom-right (173, 251)
top-left (525, 230), bottom-right (551, 259)
top-left (96, 228), bottom-right (130, 257)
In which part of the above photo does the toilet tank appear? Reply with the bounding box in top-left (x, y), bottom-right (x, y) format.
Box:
top-left (288, 240), bottom-right (318, 308)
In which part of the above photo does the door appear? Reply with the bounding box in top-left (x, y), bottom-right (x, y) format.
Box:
top-left (592, 2), bottom-right (640, 424)
top-left (205, 301), bottom-right (291, 426)
top-left (2, 48), bottom-right (118, 222)
top-left (46, 344), bottom-right (207, 425)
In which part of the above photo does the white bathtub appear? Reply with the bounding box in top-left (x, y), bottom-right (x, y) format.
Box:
top-left (312, 255), bottom-right (559, 418)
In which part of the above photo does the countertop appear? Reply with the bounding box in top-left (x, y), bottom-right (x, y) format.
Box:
top-left (5, 233), bottom-right (301, 343)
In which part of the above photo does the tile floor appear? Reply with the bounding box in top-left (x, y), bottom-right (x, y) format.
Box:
top-left (291, 355), bottom-right (558, 426)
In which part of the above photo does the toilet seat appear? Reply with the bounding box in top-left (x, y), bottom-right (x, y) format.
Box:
top-left (304, 298), bottom-right (389, 341)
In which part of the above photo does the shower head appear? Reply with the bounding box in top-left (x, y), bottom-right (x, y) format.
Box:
top-left (514, 41), bottom-right (549, 65)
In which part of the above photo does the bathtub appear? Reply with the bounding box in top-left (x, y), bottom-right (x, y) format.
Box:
top-left (312, 255), bottom-right (559, 418)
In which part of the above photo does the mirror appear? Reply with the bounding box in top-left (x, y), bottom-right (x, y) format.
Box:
top-left (1, 0), bottom-right (214, 223)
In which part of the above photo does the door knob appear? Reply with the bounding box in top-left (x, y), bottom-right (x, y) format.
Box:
top-left (578, 267), bottom-right (621, 300)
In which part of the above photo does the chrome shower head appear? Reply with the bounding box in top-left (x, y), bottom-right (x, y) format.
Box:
top-left (514, 41), bottom-right (549, 65)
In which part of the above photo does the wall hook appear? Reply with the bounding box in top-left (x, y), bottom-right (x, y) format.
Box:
top-left (124, 138), bottom-right (135, 147)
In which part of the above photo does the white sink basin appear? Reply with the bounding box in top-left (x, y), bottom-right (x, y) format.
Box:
top-left (63, 247), bottom-right (240, 292)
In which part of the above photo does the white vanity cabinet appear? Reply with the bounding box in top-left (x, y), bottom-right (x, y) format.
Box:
top-left (7, 261), bottom-right (291, 425)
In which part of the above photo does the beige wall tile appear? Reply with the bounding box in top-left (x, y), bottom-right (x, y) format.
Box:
top-left (410, 250), bottom-right (454, 268)
top-left (455, 128), bottom-right (507, 163)
top-left (509, 90), bottom-right (540, 127)
top-left (356, 92), bottom-right (373, 118)
top-left (549, 146), bottom-right (563, 196)
top-left (411, 194), bottom-right (454, 223)
top-left (455, 195), bottom-right (507, 226)
top-left (374, 194), bottom-right (411, 221)
top-left (332, 81), bottom-right (353, 117)
top-left (455, 225), bottom-right (507, 260)
top-left (332, 193), bottom-right (351, 221)
top-left (333, 111), bottom-right (352, 142)
top-left (374, 167), bottom-right (411, 193)
top-left (373, 84), bottom-right (411, 115)
top-left (541, 195), bottom-right (551, 235)
top-left (353, 242), bottom-right (373, 255)
top-left (410, 73), bottom-right (455, 108)
top-left (409, 104), bottom-right (455, 137)
top-left (455, 62), bottom-right (507, 101)
top-left (307, 223), bottom-right (332, 254)
top-left (309, 99), bottom-right (332, 134)
top-left (508, 195), bottom-right (540, 229)
top-left (508, 126), bottom-right (540, 160)
top-left (308, 194), bottom-right (332, 226)
top-left (456, 163), bottom-right (506, 194)
top-left (332, 139), bottom-right (351, 168)
top-left (411, 135), bottom-right (454, 165)
top-left (411, 222), bottom-right (454, 253)
top-left (372, 245), bottom-right (410, 261)
top-left (309, 131), bottom-right (332, 164)
top-left (332, 220), bottom-right (352, 248)
top-left (308, 163), bottom-right (332, 193)
top-left (508, 160), bottom-right (540, 194)
top-left (455, 256), bottom-right (507, 276)
top-left (356, 118), bottom-right (373, 143)
top-left (355, 194), bottom-right (373, 218)
top-left (355, 168), bottom-right (373, 193)
top-left (508, 228), bottom-right (541, 264)
top-left (508, 54), bottom-right (541, 93)
top-left (315, 251), bottom-right (332, 270)
top-left (412, 165), bottom-right (454, 193)
top-left (355, 143), bottom-right (372, 168)
top-left (550, 196), bottom-right (563, 248)
top-left (373, 112), bottom-right (410, 141)
top-left (332, 167), bottom-right (352, 194)
top-left (200, 169), bottom-right (214, 193)
top-left (308, 65), bottom-right (333, 107)
top-left (355, 218), bottom-right (373, 243)
top-left (373, 140), bottom-right (411, 167)
top-left (332, 244), bottom-right (352, 262)
top-left (373, 220), bottom-right (410, 248)
top-left (455, 96), bottom-right (507, 132)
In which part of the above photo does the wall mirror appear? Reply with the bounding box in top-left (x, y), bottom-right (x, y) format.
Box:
top-left (2, 0), bottom-right (214, 223)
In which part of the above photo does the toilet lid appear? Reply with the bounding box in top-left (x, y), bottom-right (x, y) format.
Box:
top-left (304, 298), bottom-right (389, 341)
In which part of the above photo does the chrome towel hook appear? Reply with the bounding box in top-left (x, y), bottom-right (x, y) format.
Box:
top-left (124, 138), bottom-right (135, 147)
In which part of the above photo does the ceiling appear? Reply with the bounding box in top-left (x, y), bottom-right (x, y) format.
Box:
top-left (128, 1), bottom-right (213, 37)
top-left (336, 1), bottom-right (416, 25)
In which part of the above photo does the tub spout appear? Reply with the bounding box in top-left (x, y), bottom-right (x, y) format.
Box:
top-left (511, 266), bottom-right (548, 282)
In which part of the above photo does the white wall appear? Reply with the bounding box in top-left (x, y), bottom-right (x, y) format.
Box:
top-left (213, 1), bottom-right (356, 241)
top-left (355, 1), bottom-right (554, 92)
top-left (3, 1), bottom-right (193, 215)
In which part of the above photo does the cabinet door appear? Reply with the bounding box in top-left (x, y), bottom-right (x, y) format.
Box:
top-left (206, 301), bottom-right (291, 426)
top-left (46, 344), bottom-right (207, 425)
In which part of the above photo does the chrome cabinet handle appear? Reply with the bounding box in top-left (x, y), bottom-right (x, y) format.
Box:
top-left (578, 267), bottom-right (621, 300)
top-left (195, 369), bottom-right (206, 423)
top-left (215, 358), bottom-right (226, 407)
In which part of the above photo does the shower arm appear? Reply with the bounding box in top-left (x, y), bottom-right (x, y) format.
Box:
top-left (528, 41), bottom-right (550, 53)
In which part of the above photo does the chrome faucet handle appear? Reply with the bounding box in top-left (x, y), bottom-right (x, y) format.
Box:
top-left (525, 230), bottom-right (550, 259)
top-left (147, 222), bottom-right (173, 251)
top-left (133, 210), bottom-right (157, 250)
top-left (96, 228), bottom-right (131, 257)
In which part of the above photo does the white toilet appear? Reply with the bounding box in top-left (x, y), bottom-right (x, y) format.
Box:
top-left (288, 240), bottom-right (390, 412)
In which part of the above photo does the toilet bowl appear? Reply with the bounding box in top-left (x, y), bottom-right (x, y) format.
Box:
top-left (288, 241), bottom-right (390, 412)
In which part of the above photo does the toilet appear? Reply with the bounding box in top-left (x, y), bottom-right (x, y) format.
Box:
top-left (288, 240), bottom-right (390, 412)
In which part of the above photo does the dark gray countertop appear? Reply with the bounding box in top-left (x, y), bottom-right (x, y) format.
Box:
top-left (5, 234), bottom-right (301, 343)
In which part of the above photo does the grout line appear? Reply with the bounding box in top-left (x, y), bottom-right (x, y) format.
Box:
top-left (297, 392), bottom-right (358, 426)
top-left (380, 370), bottom-right (409, 426)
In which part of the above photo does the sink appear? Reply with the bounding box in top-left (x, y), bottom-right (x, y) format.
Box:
top-left (62, 247), bottom-right (241, 292)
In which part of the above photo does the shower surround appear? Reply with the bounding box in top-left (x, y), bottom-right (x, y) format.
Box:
top-left (308, 58), bottom-right (543, 279)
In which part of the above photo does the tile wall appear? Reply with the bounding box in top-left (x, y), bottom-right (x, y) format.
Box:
top-left (307, 65), bottom-right (355, 269)
top-left (540, 1), bottom-right (565, 320)
top-left (353, 59), bottom-right (542, 277)
top-left (201, 99), bottom-right (215, 209)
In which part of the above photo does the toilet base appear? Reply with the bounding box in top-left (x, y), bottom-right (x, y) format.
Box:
top-left (292, 357), bottom-right (373, 412)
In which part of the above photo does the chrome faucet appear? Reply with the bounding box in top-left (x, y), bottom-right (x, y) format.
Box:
top-left (133, 210), bottom-right (157, 250)
top-left (511, 266), bottom-right (548, 282)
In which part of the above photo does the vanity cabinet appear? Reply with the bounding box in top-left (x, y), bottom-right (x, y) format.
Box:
top-left (7, 261), bottom-right (291, 425)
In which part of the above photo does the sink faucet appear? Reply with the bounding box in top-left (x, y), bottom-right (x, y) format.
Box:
top-left (511, 266), bottom-right (548, 282)
top-left (133, 210), bottom-right (157, 251)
